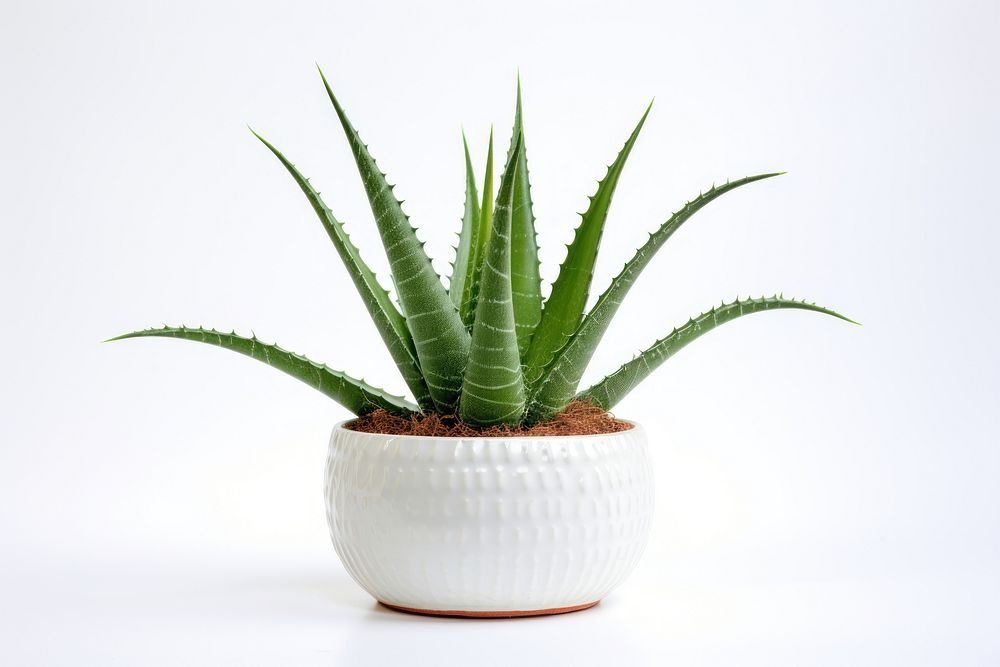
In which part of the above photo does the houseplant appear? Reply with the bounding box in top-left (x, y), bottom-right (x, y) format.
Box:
top-left (111, 69), bottom-right (854, 617)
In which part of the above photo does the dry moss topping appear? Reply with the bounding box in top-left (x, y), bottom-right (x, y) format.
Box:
top-left (345, 401), bottom-right (632, 437)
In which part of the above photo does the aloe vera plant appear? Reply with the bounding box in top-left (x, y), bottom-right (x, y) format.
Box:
top-left (111, 70), bottom-right (855, 427)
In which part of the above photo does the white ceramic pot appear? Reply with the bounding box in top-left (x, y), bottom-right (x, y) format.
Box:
top-left (324, 421), bottom-right (654, 617)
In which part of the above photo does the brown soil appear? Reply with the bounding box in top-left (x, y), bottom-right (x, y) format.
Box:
top-left (346, 401), bottom-right (632, 437)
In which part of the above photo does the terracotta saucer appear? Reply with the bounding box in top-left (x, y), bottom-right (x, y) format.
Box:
top-left (378, 599), bottom-right (600, 619)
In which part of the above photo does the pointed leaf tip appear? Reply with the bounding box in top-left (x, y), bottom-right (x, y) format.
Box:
top-left (109, 326), bottom-right (418, 416)
top-left (522, 103), bottom-right (652, 394)
top-left (575, 296), bottom-right (855, 411)
top-left (526, 173), bottom-right (828, 421)
top-left (252, 130), bottom-right (433, 409)
top-left (460, 131), bottom-right (526, 426)
top-left (319, 71), bottom-right (470, 411)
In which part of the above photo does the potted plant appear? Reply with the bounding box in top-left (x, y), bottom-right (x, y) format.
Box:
top-left (111, 69), bottom-right (854, 617)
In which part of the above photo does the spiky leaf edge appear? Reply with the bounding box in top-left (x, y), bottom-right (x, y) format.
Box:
top-left (251, 130), bottom-right (432, 411)
top-left (522, 102), bottom-right (653, 390)
top-left (503, 77), bottom-right (543, 357)
top-left (466, 129), bottom-right (495, 324)
top-left (448, 132), bottom-right (482, 327)
top-left (108, 327), bottom-right (418, 416)
top-left (527, 173), bottom-right (783, 421)
top-left (576, 296), bottom-right (858, 411)
top-left (459, 134), bottom-right (526, 426)
top-left (318, 67), bottom-right (471, 413)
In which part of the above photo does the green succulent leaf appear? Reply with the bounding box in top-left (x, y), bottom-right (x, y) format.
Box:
top-left (449, 132), bottom-right (482, 327)
top-left (467, 129), bottom-right (496, 320)
top-left (109, 327), bottom-right (418, 416)
top-left (522, 102), bottom-right (653, 390)
top-left (318, 67), bottom-right (470, 413)
top-left (459, 134), bottom-right (526, 426)
top-left (574, 296), bottom-right (858, 413)
top-left (504, 78), bottom-right (543, 357)
top-left (112, 73), bottom-right (857, 429)
top-left (527, 174), bottom-right (783, 421)
top-left (251, 130), bottom-right (432, 411)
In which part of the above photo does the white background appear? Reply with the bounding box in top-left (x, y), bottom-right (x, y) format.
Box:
top-left (2, 0), bottom-right (998, 664)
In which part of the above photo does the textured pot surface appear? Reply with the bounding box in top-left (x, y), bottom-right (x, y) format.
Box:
top-left (324, 422), bottom-right (654, 616)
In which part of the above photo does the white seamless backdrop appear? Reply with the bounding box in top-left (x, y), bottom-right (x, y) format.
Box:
top-left (1, 0), bottom-right (998, 665)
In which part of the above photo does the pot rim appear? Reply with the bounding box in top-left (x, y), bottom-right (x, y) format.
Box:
top-left (332, 418), bottom-right (640, 442)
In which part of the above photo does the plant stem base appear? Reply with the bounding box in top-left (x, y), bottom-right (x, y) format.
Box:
top-left (378, 599), bottom-right (600, 619)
